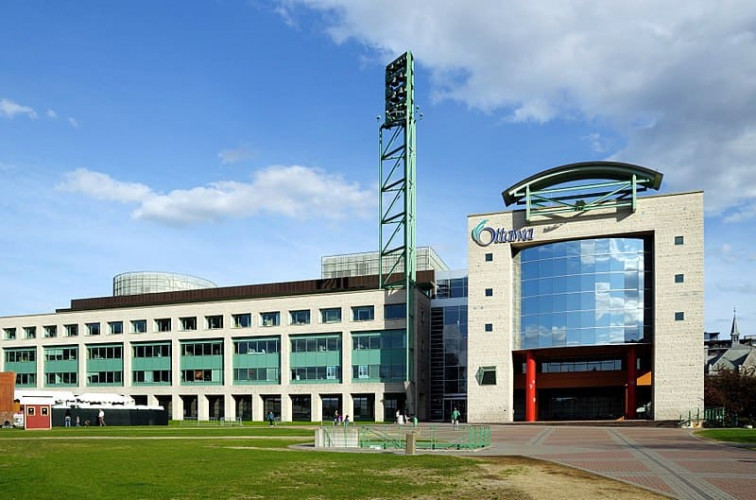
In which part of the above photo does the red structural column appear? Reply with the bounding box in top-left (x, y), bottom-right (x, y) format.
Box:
top-left (626, 346), bottom-right (637, 419)
top-left (525, 351), bottom-right (537, 422)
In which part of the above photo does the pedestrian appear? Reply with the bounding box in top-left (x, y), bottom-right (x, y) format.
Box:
top-left (98, 408), bottom-right (106, 427)
top-left (333, 410), bottom-right (339, 426)
top-left (451, 407), bottom-right (460, 428)
top-left (75, 415), bottom-right (80, 427)
top-left (396, 410), bottom-right (404, 425)
top-left (267, 410), bottom-right (275, 426)
top-left (343, 415), bottom-right (350, 428)
top-left (64, 408), bottom-right (72, 428)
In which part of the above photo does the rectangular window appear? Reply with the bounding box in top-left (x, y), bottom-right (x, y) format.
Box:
top-left (23, 326), bottom-right (36, 339)
top-left (44, 325), bottom-right (57, 338)
top-left (260, 312), bottom-right (280, 327)
top-left (674, 274), bottom-right (684, 283)
top-left (131, 320), bottom-right (147, 333)
top-left (674, 236), bottom-right (684, 245)
top-left (180, 317), bottom-right (197, 331)
top-left (3, 328), bottom-right (17, 340)
top-left (86, 323), bottom-right (100, 336)
top-left (108, 321), bottom-right (123, 335)
top-left (485, 253), bottom-right (493, 262)
top-left (476, 366), bottom-right (497, 385)
top-left (320, 308), bottom-right (342, 324)
top-left (384, 303), bottom-right (406, 320)
top-left (675, 312), bottom-right (685, 321)
top-left (290, 310), bottom-right (311, 325)
top-left (485, 323), bottom-right (493, 332)
top-left (155, 318), bottom-right (171, 332)
top-left (233, 313), bottom-right (252, 328)
top-left (65, 324), bottom-right (78, 337)
top-left (352, 306), bottom-right (375, 321)
top-left (206, 315), bottom-right (223, 329)
top-left (485, 288), bottom-right (493, 297)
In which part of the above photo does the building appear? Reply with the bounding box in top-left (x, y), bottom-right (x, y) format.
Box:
top-left (707, 312), bottom-right (756, 376)
top-left (1, 273), bottom-right (435, 422)
top-left (466, 161), bottom-right (704, 422)
top-left (0, 162), bottom-right (706, 424)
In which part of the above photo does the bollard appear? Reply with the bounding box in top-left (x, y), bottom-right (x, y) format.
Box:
top-left (405, 432), bottom-right (416, 455)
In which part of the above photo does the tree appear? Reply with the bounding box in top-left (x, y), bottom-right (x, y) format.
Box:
top-left (705, 367), bottom-right (756, 425)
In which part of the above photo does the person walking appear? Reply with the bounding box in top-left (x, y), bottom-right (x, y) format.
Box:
top-left (451, 408), bottom-right (460, 429)
top-left (267, 410), bottom-right (276, 426)
top-left (333, 410), bottom-right (340, 426)
top-left (98, 409), bottom-right (106, 427)
top-left (64, 408), bottom-right (72, 428)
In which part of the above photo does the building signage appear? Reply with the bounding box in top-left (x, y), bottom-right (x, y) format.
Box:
top-left (471, 219), bottom-right (535, 246)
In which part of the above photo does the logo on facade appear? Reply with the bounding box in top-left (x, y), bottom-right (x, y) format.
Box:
top-left (471, 219), bottom-right (535, 247)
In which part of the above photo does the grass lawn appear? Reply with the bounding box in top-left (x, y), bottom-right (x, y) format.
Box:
top-left (695, 428), bottom-right (756, 444)
top-left (0, 431), bottom-right (478, 499)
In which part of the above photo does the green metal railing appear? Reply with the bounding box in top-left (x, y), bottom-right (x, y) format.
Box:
top-left (357, 425), bottom-right (490, 450)
top-left (679, 407), bottom-right (739, 428)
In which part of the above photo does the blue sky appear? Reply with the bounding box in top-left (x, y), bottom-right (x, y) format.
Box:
top-left (1, 0), bottom-right (754, 335)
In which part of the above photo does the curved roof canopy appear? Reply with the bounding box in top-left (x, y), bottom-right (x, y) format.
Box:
top-left (501, 161), bottom-right (663, 220)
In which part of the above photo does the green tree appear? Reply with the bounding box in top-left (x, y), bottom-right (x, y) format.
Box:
top-left (705, 367), bottom-right (756, 425)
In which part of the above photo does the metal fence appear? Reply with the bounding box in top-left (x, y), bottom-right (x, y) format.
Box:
top-left (356, 424), bottom-right (491, 450)
top-left (177, 417), bottom-right (243, 427)
top-left (679, 407), bottom-right (739, 428)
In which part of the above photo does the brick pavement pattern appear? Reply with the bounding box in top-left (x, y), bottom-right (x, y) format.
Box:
top-left (470, 425), bottom-right (755, 500)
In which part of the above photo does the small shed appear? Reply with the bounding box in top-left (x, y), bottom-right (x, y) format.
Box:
top-left (22, 397), bottom-right (53, 430)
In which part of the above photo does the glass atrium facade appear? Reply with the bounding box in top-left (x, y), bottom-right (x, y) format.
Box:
top-left (518, 238), bottom-right (649, 350)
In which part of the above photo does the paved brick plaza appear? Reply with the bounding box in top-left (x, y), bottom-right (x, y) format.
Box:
top-left (469, 425), bottom-right (755, 500)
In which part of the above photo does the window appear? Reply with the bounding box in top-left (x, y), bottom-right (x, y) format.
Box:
top-left (44, 325), bottom-right (57, 338)
top-left (476, 366), bottom-right (497, 385)
top-left (206, 315), bottom-right (223, 330)
top-left (5, 349), bottom-right (35, 363)
top-left (320, 308), bottom-right (342, 324)
top-left (485, 253), bottom-right (493, 262)
top-left (23, 327), bottom-right (36, 339)
top-left (674, 274), bottom-right (684, 283)
top-left (290, 310), bottom-right (311, 325)
top-left (233, 313), bottom-right (252, 328)
top-left (675, 236), bottom-right (684, 245)
top-left (180, 317), bottom-right (197, 331)
top-left (65, 324), bottom-right (78, 337)
top-left (261, 312), bottom-right (280, 327)
top-left (675, 312), bottom-right (685, 321)
top-left (384, 303), bottom-right (406, 320)
top-left (485, 288), bottom-right (493, 297)
top-left (155, 318), bottom-right (171, 332)
top-left (108, 321), bottom-right (123, 335)
top-left (86, 323), bottom-right (100, 336)
top-left (485, 323), bottom-right (493, 332)
top-left (88, 345), bottom-right (123, 360)
top-left (131, 320), bottom-right (147, 334)
top-left (352, 306), bottom-right (375, 321)
top-left (3, 328), bottom-right (16, 340)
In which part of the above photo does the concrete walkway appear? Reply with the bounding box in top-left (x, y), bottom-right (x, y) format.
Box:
top-left (469, 425), bottom-right (755, 500)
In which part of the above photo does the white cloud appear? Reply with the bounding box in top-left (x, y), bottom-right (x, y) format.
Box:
top-left (68, 117), bottom-right (79, 128)
top-left (218, 145), bottom-right (255, 164)
top-left (60, 168), bottom-right (153, 203)
top-left (276, 0), bottom-right (756, 215)
top-left (0, 98), bottom-right (38, 119)
top-left (46, 109), bottom-right (58, 119)
top-left (58, 165), bottom-right (375, 224)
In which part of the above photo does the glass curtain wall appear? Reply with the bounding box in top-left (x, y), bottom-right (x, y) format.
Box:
top-left (519, 238), bottom-right (648, 349)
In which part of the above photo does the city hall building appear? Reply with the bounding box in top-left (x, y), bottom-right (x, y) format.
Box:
top-left (467, 162), bottom-right (703, 422)
top-left (0, 162), bottom-right (704, 423)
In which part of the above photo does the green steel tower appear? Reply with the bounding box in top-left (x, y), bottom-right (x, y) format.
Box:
top-left (379, 51), bottom-right (416, 386)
